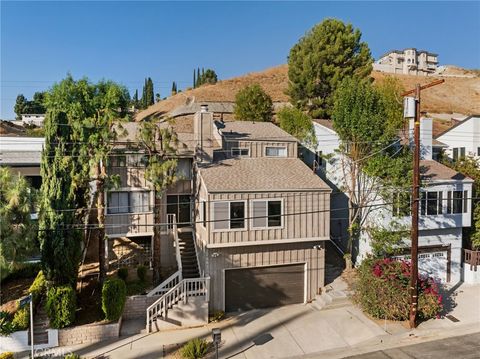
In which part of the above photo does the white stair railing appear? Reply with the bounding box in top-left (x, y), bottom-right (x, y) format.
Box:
top-left (147, 214), bottom-right (183, 297)
top-left (146, 277), bottom-right (210, 333)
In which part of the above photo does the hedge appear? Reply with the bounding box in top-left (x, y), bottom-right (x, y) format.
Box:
top-left (355, 257), bottom-right (443, 321)
top-left (102, 278), bottom-right (127, 321)
top-left (12, 307), bottom-right (29, 330)
top-left (29, 270), bottom-right (47, 304)
top-left (45, 286), bottom-right (76, 328)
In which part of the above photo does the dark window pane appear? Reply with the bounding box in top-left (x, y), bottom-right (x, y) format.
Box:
top-left (453, 191), bottom-right (462, 214)
top-left (420, 192), bottom-right (426, 215)
top-left (268, 201), bottom-right (282, 227)
top-left (230, 202), bottom-right (245, 229)
top-left (427, 192), bottom-right (438, 215)
top-left (447, 191), bottom-right (452, 214)
top-left (438, 192), bottom-right (443, 214)
top-left (463, 190), bottom-right (468, 214)
top-left (453, 148), bottom-right (458, 161)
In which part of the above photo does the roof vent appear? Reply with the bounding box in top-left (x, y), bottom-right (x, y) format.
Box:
top-left (200, 104), bottom-right (208, 113)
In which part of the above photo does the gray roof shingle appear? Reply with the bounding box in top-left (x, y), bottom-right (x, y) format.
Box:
top-left (218, 121), bottom-right (297, 142)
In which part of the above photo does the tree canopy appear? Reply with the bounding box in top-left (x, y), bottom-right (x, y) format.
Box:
top-left (14, 92), bottom-right (47, 120)
top-left (194, 68), bottom-right (218, 87)
top-left (288, 19), bottom-right (372, 119)
top-left (277, 106), bottom-right (316, 148)
top-left (0, 168), bottom-right (38, 280)
top-left (234, 84), bottom-right (273, 122)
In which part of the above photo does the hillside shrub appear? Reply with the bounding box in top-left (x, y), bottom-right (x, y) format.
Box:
top-left (102, 278), bottom-right (127, 321)
top-left (12, 307), bottom-right (29, 330)
top-left (180, 338), bottom-right (210, 359)
top-left (117, 267), bottom-right (128, 281)
top-left (0, 352), bottom-right (14, 359)
top-left (29, 270), bottom-right (47, 304)
top-left (234, 84), bottom-right (273, 122)
top-left (0, 311), bottom-right (15, 336)
top-left (355, 257), bottom-right (443, 321)
top-left (137, 265), bottom-right (147, 282)
top-left (45, 286), bottom-right (76, 328)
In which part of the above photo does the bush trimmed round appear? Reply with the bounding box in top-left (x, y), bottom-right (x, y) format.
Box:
top-left (102, 278), bottom-right (127, 321)
top-left (45, 286), bottom-right (76, 328)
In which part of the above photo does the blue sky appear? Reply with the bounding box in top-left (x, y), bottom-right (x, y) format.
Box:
top-left (1, 1), bottom-right (479, 120)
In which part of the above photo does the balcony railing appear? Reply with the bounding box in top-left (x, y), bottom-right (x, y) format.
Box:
top-left (464, 249), bottom-right (480, 271)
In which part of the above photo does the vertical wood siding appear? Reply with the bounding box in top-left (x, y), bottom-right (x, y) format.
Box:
top-left (224, 140), bottom-right (297, 158)
top-left (207, 191), bottom-right (330, 245)
top-left (203, 242), bottom-right (325, 311)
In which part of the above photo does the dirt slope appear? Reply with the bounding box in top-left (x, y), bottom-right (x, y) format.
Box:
top-left (136, 65), bottom-right (479, 121)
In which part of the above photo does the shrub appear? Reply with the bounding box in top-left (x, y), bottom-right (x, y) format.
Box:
top-left (126, 280), bottom-right (146, 296)
top-left (0, 311), bottom-right (15, 336)
top-left (64, 354), bottom-right (82, 359)
top-left (45, 286), bottom-right (76, 328)
top-left (180, 338), bottom-right (210, 359)
top-left (2, 262), bottom-right (41, 284)
top-left (29, 270), bottom-right (47, 304)
top-left (102, 278), bottom-right (127, 321)
top-left (12, 307), bottom-right (29, 330)
top-left (355, 257), bottom-right (443, 321)
top-left (117, 267), bottom-right (129, 281)
top-left (0, 352), bottom-right (14, 359)
top-left (137, 265), bottom-right (147, 282)
top-left (209, 310), bottom-right (225, 323)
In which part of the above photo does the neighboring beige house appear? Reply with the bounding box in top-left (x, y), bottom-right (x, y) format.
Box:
top-left (374, 48), bottom-right (438, 76)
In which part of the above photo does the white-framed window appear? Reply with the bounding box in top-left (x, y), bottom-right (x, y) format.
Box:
top-left (420, 191), bottom-right (443, 216)
top-left (477, 147), bottom-right (480, 156)
top-left (265, 146), bottom-right (287, 157)
top-left (251, 199), bottom-right (283, 229)
top-left (231, 148), bottom-right (249, 157)
top-left (177, 158), bottom-right (192, 180)
top-left (452, 147), bottom-right (465, 161)
top-left (212, 201), bottom-right (246, 231)
top-left (446, 190), bottom-right (468, 214)
top-left (107, 191), bottom-right (150, 214)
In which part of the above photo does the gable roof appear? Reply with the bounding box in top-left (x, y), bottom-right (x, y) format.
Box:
top-left (434, 115), bottom-right (479, 139)
top-left (199, 158), bottom-right (330, 193)
top-left (420, 160), bottom-right (473, 182)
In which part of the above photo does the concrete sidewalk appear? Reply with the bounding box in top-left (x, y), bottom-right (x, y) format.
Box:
top-left (26, 283), bottom-right (480, 359)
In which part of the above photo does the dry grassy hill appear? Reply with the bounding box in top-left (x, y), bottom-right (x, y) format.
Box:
top-left (136, 64), bottom-right (480, 121)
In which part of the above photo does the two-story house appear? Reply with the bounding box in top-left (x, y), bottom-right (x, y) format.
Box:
top-left (308, 118), bottom-right (473, 286)
top-left (193, 115), bottom-right (332, 311)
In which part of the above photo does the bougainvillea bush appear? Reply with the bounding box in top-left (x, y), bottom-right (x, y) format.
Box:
top-left (355, 257), bottom-right (443, 321)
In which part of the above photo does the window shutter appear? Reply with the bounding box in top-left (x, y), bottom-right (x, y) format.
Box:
top-left (252, 201), bottom-right (267, 228)
top-left (213, 202), bottom-right (229, 230)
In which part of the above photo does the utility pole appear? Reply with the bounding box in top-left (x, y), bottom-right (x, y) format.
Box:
top-left (402, 79), bottom-right (444, 329)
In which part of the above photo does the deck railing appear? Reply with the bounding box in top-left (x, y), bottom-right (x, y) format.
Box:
top-left (464, 249), bottom-right (480, 271)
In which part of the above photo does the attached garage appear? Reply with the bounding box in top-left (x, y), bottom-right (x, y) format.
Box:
top-left (225, 263), bottom-right (305, 312)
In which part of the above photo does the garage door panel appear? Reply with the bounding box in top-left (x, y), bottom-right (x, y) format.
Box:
top-left (225, 264), bottom-right (305, 312)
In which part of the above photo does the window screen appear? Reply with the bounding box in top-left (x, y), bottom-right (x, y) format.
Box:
top-left (265, 147), bottom-right (287, 157)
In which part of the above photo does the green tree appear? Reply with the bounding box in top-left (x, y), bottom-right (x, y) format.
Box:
top-left (277, 106), bottom-right (316, 148)
top-left (171, 81), bottom-right (177, 96)
top-left (14, 94), bottom-right (28, 120)
top-left (196, 68), bottom-right (218, 87)
top-left (0, 168), bottom-right (37, 280)
top-left (137, 120), bottom-right (178, 282)
top-left (234, 84), bottom-right (273, 122)
top-left (288, 19), bottom-right (372, 118)
top-left (193, 69), bottom-right (196, 88)
top-left (332, 76), bottom-right (407, 266)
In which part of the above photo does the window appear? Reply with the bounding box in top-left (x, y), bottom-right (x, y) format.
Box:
top-left (127, 154), bottom-right (147, 167)
top-left (420, 191), bottom-right (442, 216)
top-left (392, 192), bottom-right (411, 217)
top-left (176, 159), bottom-right (192, 180)
top-left (107, 191), bottom-right (150, 214)
top-left (453, 147), bottom-right (465, 161)
top-left (231, 148), bottom-right (249, 157)
top-left (477, 147), bottom-right (480, 156)
top-left (202, 202), bottom-right (207, 227)
top-left (265, 147), bottom-right (287, 157)
top-left (314, 151), bottom-right (323, 168)
top-left (251, 200), bottom-right (282, 228)
top-left (212, 201), bottom-right (245, 230)
top-left (447, 190), bottom-right (468, 214)
top-left (110, 155), bottom-right (126, 167)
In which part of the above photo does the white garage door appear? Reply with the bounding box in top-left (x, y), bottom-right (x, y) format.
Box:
top-left (393, 251), bottom-right (448, 283)
top-left (418, 252), bottom-right (447, 283)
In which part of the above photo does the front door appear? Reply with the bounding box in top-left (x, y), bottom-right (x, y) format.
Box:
top-left (167, 195), bottom-right (192, 227)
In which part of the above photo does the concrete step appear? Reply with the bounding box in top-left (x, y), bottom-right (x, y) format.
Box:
top-left (313, 290), bottom-right (352, 311)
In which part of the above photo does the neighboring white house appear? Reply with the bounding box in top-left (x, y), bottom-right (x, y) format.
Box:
top-left (21, 113), bottom-right (45, 127)
top-left (373, 48), bottom-right (438, 76)
top-left (434, 115), bottom-right (480, 161)
top-left (307, 118), bottom-right (474, 285)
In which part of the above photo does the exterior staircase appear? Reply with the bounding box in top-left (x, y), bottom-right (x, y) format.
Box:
top-left (29, 303), bottom-right (49, 345)
top-left (313, 276), bottom-right (352, 311)
top-left (178, 229), bottom-right (200, 279)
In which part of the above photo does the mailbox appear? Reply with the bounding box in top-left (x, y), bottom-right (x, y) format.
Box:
top-left (212, 328), bottom-right (221, 344)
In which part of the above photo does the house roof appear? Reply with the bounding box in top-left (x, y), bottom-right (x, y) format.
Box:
top-left (434, 115), bottom-right (479, 139)
top-left (218, 121), bottom-right (297, 142)
top-left (420, 160), bottom-right (473, 182)
top-left (0, 151), bottom-right (42, 166)
top-left (0, 120), bottom-right (27, 137)
top-left (198, 157), bottom-right (331, 192)
top-left (312, 119), bottom-right (334, 131)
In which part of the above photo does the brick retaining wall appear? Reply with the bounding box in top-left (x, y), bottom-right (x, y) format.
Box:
top-left (58, 318), bottom-right (121, 346)
top-left (123, 295), bottom-right (160, 319)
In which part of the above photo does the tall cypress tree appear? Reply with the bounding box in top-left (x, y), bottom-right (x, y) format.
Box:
top-left (193, 69), bottom-right (196, 89)
top-left (196, 68), bottom-right (200, 87)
